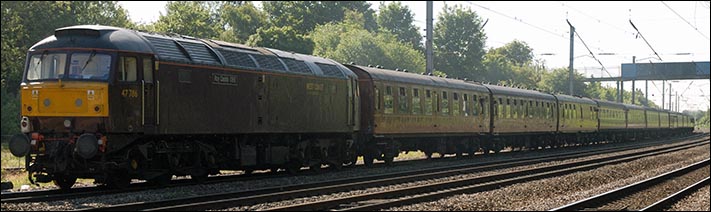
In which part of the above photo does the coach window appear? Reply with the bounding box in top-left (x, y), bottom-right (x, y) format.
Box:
top-left (506, 98), bottom-right (511, 119)
top-left (482, 97), bottom-right (488, 118)
top-left (513, 99), bottom-right (519, 119)
top-left (472, 95), bottom-right (478, 116)
top-left (384, 86), bottom-right (394, 114)
top-left (452, 92), bottom-right (460, 116)
top-left (573, 105), bottom-right (577, 119)
top-left (375, 87), bottom-right (381, 112)
top-left (498, 98), bottom-right (503, 119)
top-left (118, 56), bottom-right (137, 82)
top-left (425, 89), bottom-right (433, 115)
top-left (398, 87), bottom-right (408, 114)
top-left (462, 94), bottom-right (469, 116)
top-left (441, 91), bottom-right (449, 115)
top-left (412, 88), bottom-right (421, 115)
top-left (535, 101), bottom-right (539, 118)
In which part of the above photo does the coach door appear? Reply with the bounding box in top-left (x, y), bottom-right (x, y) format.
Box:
top-left (140, 57), bottom-right (157, 133)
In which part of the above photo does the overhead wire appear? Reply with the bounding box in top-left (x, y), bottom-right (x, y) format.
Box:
top-left (465, 1), bottom-right (606, 52)
top-left (557, 1), bottom-right (637, 37)
top-left (570, 21), bottom-right (613, 78)
top-left (629, 19), bottom-right (663, 61)
top-left (661, 1), bottom-right (710, 40)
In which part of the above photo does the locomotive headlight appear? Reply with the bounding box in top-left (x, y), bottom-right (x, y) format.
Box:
top-left (20, 116), bottom-right (32, 133)
top-left (64, 119), bottom-right (72, 128)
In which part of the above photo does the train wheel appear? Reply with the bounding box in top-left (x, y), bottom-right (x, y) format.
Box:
top-left (383, 153), bottom-right (394, 165)
top-left (53, 174), bottom-right (77, 190)
top-left (310, 164), bottom-right (321, 173)
top-left (364, 152), bottom-right (374, 167)
top-left (190, 169), bottom-right (209, 183)
top-left (243, 168), bottom-right (254, 175)
top-left (148, 173), bottom-right (172, 186)
top-left (285, 158), bottom-right (303, 174)
top-left (106, 173), bottom-right (131, 189)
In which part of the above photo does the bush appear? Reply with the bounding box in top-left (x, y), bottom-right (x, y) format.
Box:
top-left (1, 87), bottom-right (20, 136)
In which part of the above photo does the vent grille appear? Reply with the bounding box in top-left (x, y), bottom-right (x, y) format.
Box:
top-left (176, 41), bottom-right (220, 64)
top-left (251, 54), bottom-right (286, 71)
top-left (218, 49), bottom-right (257, 68)
top-left (316, 63), bottom-right (344, 78)
top-left (281, 58), bottom-right (312, 74)
top-left (144, 35), bottom-right (190, 62)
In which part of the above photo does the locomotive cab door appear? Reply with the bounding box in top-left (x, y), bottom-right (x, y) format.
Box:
top-left (140, 57), bottom-right (157, 133)
top-left (110, 55), bottom-right (157, 133)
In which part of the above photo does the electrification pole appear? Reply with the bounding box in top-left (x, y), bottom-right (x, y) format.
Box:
top-left (567, 20), bottom-right (574, 96)
top-left (426, 1), bottom-right (433, 74)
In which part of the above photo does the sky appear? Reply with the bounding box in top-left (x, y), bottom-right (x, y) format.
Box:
top-left (117, 1), bottom-right (710, 112)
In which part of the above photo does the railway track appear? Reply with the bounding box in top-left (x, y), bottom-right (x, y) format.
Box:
top-left (76, 135), bottom-right (709, 211)
top-left (550, 159), bottom-right (710, 211)
top-left (4, 135), bottom-right (697, 204)
top-left (0, 169), bottom-right (288, 203)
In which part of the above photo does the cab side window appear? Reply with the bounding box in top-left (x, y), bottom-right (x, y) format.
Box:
top-left (118, 57), bottom-right (137, 82)
top-left (142, 57), bottom-right (153, 82)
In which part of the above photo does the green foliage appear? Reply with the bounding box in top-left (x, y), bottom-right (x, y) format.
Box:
top-left (153, 1), bottom-right (220, 39)
top-left (312, 21), bottom-right (424, 73)
top-left (696, 109), bottom-right (709, 129)
top-left (220, 2), bottom-right (268, 43)
top-left (487, 40), bottom-right (533, 67)
top-left (1, 86), bottom-right (20, 135)
top-left (433, 4), bottom-right (487, 80)
top-left (247, 25), bottom-right (314, 54)
top-left (376, 2), bottom-right (422, 52)
top-left (262, 1), bottom-right (377, 34)
top-left (537, 67), bottom-right (589, 96)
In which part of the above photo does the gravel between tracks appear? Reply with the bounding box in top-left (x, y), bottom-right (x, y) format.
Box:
top-left (667, 185), bottom-right (711, 211)
top-left (596, 166), bottom-right (710, 210)
top-left (1, 139), bottom-right (707, 211)
top-left (387, 144), bottom-right (710, 211)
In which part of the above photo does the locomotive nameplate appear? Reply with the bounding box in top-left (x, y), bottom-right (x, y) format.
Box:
top-left (212, 73), bottom-right (238, 86)
top-left (306, 82), bottom-right (324, 95)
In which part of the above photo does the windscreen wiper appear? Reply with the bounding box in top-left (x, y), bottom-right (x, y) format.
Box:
top-left (79, 51), bottom-right (97, 75)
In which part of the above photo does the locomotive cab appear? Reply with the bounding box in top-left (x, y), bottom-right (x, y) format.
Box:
top-left (9, 25), bottom-right (157, 189)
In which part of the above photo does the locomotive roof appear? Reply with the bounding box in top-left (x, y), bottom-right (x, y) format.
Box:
top-left (353, 65), bottom-right (489, 92)
top-left (30, 25), bottom-right (353, 79)
top-left (484, 84), bottom-right (556, 101)
top-left (553, 94), bottom-right (597, 105)
top-left (30, 25), bottom-right (155, 53)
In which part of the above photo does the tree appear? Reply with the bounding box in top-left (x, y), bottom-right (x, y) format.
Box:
top-left (312, 17), bottom-right (425, 73)
top-left (433, 4), bottom-right (487, 80)
top-left (538, 67), bottom-right (588, 96)
top-left (488, 40), bottom-right (533, 67)
top-left (153, 1), bottom-right (221, 39)
top-left (247, 25), bottom-right (314, 54)
top-left (262, 1), bottom-right (377, 34)
top-left (377, 2), bottom-right (422, 52)
top-left (219, 2), bottom-right (267, 43)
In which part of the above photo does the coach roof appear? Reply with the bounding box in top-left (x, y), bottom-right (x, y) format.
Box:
top-left (353, 65), bottom-right (489, 92)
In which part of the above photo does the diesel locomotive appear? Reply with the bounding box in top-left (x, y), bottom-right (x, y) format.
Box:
top-left (9, 25), bottom-right (695, 189)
